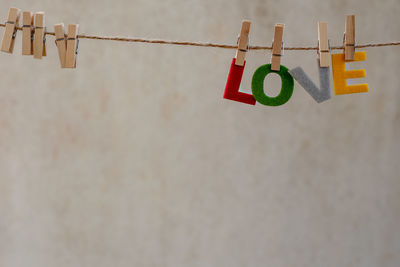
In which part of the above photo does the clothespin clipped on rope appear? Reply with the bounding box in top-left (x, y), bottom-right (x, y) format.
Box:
top-left (54, 23), bottom-right (79, 68)
top-left (54, 23), bottom-right (66, 67)
top-left (344, 14), bottom-right (355, 61)
top-left (234, 20), bottom-right (250, 66)
top-left (33, 12), bottom-right (46, 59)
top-left (318, 22), bottom-right (330, 67)
top-left (22, 11), bottom-right (34, 55)
top-left (65, 24), bottom-right (79, 68)
top-left (270, 23), bottom-right (284, 71)
top-left (1, 7), bottom-right (21, 53)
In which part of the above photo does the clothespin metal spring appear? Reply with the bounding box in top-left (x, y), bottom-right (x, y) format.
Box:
top-left (67, 37), bottom-right (79, 55)
top-left (5, 21), bottom-right (17, 39)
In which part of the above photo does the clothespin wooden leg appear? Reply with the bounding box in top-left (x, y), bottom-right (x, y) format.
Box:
top-left (54, 23), bottom-right (66, 68)
top-left (22, 11), bottom-right (33, 55)
top-left (65, 24), bottom-right (79, 68)
top-left (344, 15), bottom-right (355, 61)
top-left (271, 24), bottom-right (284, 71)
top-left (33, 12), bottom-right (45, 59)
top-left (318, 22), bottom-right (330, 67)
top-left (1, 7), bottom-right (21, 53)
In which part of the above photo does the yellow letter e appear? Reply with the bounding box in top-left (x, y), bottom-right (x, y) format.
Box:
top-left (331, 51), bottom-right (369, 95)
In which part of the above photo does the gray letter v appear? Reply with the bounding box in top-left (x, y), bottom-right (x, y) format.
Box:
top-left (289, 60), bottom-right (331, 103)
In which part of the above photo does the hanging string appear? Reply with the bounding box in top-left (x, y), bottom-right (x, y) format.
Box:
top-left (1, 23), bottom-right (399, 51)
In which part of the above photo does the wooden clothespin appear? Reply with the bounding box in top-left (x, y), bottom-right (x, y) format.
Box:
top-left (54, 23), bottom-right (67, 67)
top-left (344, 15), bottom-right (355, 61)
top-left (22, 11), bottom-right (33, 55)
top-left (318, 22), bottom-right (329, 67)
top-left (33, 12), bottom-right (46, 59)
top-left (271, 23), bottom-right (284, 71)
top-left (1, 7), bottom-right (21, 53)
top-left (235, 20), bottom-right (251, 66)
top-left (65, 24), bottom-right (79, 68)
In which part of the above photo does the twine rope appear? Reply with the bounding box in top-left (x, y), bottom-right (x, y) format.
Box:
top-left (1, 23), bottom-right (399, 51)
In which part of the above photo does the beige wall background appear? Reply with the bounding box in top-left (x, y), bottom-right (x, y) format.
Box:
top-left (0, 0), bottom-right (399, 266)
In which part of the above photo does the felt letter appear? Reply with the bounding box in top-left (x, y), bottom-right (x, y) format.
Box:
top-left (251, 64), bottom-right (294, 106)
top-left (331, 52), bottom-right (369, 95)
top-left (289, 60), bottom-right (331, 103)
top-left (223, 58), bottom-right (256, 105)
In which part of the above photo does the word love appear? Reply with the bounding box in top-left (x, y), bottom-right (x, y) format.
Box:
top-left (223, 52), bottom-right (369, 106)
top-left (223, 19), bottom-right (369, 106)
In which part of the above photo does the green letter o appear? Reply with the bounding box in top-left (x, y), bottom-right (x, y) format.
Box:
top-left (251, 64), bottom-right (294, 106)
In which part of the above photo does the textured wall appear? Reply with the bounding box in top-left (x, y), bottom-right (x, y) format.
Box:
top-left (0, 0), bottom-right (399, 266)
